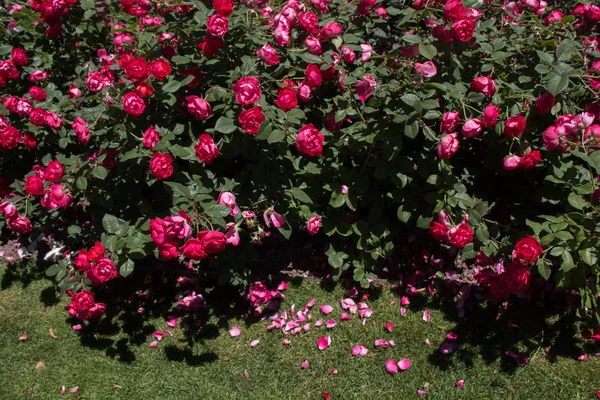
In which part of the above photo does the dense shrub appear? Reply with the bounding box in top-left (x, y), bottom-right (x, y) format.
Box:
top-left (1, 0), bottom-right (600, 329)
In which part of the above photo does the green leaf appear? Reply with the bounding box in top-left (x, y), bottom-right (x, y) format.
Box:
top-left (561, 250), bottom-right (575, 272)
top-left (267, 129), bottom-right (286, 144)
top-left (45, 264), bottom-right (62, 277)
top-left (330, 191), bottom-right (346, 208)
top-left (162, 80), bottom-right (181, 93)
top-left (462, 243), bottom-right (477, 260)
top-left (67, 225), bottom-right (82, 236)
top-left (567, 192), bottom-right (588, 210)
top-left (120, 259), bottom-right (135, 277)
top-left (214, 117), bottom-right (237, 134)
top-left (537, 262), bottom-right (551, 280)
top-left (418, 43), bottom-right (437, 59)
top-left (546, 73), bottom-right (569, 96)
top-left (397, 205), bottom-right (411, 223)
top-left (171, 55), bottom-right (191, 64)
top-left (102, 214), bottom-right (127, 234)
top-left (328, 253), bottom-right (344, 270)
top-left (580, 248), bottom-right (598, 266)
top-left (289, 188), bottom-right (312, 204)
top-left (76, 176), bottom-right (88, 190)
top-left (401, 94), bottom-right (420, 108)
top-left (92, 166), bottom-right (108, 180)
top-left (204, 204), bottom-right (231, 218)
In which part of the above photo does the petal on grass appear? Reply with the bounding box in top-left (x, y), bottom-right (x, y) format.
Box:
top-left (326, 319), bottom-right (337, 329)
top-left (167, 316), bottom-right (177, 328)
top-left (398, 358), bottom-right (411, 371)
top-left (456, 380), bottom-right (464, 388)
top-left (301, 360), bottom-right (309, 369)
top-left (385, 359), bottom-right (399, 374)
top-left (423, 310), bottom-right (431, 323)
top-left (250, 339), bottom-right (260, 348)
top-left (229, 326), bottom-right (241, 337)
top-left (385, 322), bottom-right (394, 332)
top-left (317, 336), bottom-right (331, 350)
top-left (149, 341), bottom-right (159, 347)
top-left (19, 333), bottom-right (28, 341)
top-left (417, 389), bottom-right (427, 397)
top-left (153, 331), bottom-right (164, 341)
top-left (352, 344), bottom-right (368, 357)
top-left (340, 313), bottom-right (351, 321)
top-left (320, 305), bottom-right (333, 315)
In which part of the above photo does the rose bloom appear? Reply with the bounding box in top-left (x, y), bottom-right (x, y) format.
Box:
top-left (429, 221), bottom-right (448, 241)
top-left (158, 239), bottom-right (179, 260)
top-left (186, 96), bottom-right (212, 120)
top-left (502, 155), bottom-right (522, 171)
top-left (28, 86), bottom-right (47, 102)
top-left (307, 215), bottom-right (321, 236)
top-left (449, 223), bottom-right (473, 248)
top-left (149, 59), bottom-right (171, 80)
top-left (437, 133), bottom-right (459, 159)
top-left (256, 43), bottom-right (280, 66)
top-left (198, 230), bottom-right (227, 255)
top-left (512, 236), bottom-right (542, 265)
top-left (238, 106), bottom-right (265, 135)
top-left (123, 92), bottom-right (145, 116)
top-left (87, 257), bottom-right (119, 286)
top-left (181, 238), bottom-right (207, 260)
top-left (207, 14), bottom-right (228, 37)
top-left (305, 63), bottom-right (323, 88)
top-left (451, 18), bottom-right (475, 42)
top-left (22, 132), bottom-right (37, 150)
top-left (501, 262), bottom-right (531, 295)
top-left (68, 86), bottom-right (82, 99)
top-left (536, 93), bottom-right (555, 115)
top-left (11, 48), bottom-right (28, 66)
top-left (24, 174), bottom-right (44, 196)
top-left (143, 126), bottom-right (160, 149)
top-left (8, 215), bottom-right (32, 234)
top-left (356, 75), bottom-right (377, 102)
top-left (299, 11), bottom-right (319, 34)
top-left (297, 80), bottom-right (313, 102)
top-left (340, 46), bottom-right (356, 64)
top-left (232, 76), bottom-right (261, 106)
top-left (305, 35), bottom-right (323, 55)
top-left (461, 118), bottom-right (482, 139)
top-left (519, 150), bottom-right (541, 170)
top-left (217, 191), bottom-right (240, 216)
top-left (0, 126), bottom-right (20, 149)
top-left (136, 81), bottom-right (154, 97)
top-left (198, 35), bottom-right (226, 58)
top-left (149, 153), bottom-right (174, 180)
top-left (319, 22), bottom-right (343, 40)
top-left (28, 69), bottom-right (48, 83)
top-left (275, 87), bottom-right (298, 111)
top-left (213, 0), bottom-right (233, 16)
top-left (296, 124), bottom-right (324, 157)
top-left (72, 117), bottom-right (90, 145)
top-left (415, 61), bottom-right (437, 77)
top-left (30, 108), bottom-right (47, 126)
top-left (194, 133), bottom-right (219, 164)
top-left (69, 290), bottom-right (95, 311)
top-left (481, 104), bottom-right (500, 128)
top-left (45, 111), bottom-right (63, 130)
top-left (47, 184), bottom-right (73, 208)
top-left (504, 115), bottom-right (526, 138)
top-left (471, 76), bottom-right (496, 98)
top-left (444, 0), bottom-right (465, 20)
top-left (44, 160), bottom-right (65, 182)
top-left (124, 57), bottom-right (149, 81)
top-left (441, 111), bottom-right (461, 133)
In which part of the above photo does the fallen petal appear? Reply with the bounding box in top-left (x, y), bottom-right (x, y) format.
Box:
top-left (48, 329), bottom-right (60, 339)
top-left (320, 305), bottom-right (333, 315)
top-left (425, 339), bottom-right (431, 347)
top-left (352, 344), bottom-right (368, 357)
top-left (315, 319), bottom-right (323, 327)
top-left (282, 338), bottom-right (291, 345)
top-left (317, 336), bottom-right (331, 350)
top-left (244, 370), bottom-right (249, 379)
top-left (417, 389), bottom-right (426, 397)
top-left (401, 296), bottom-right (410, 305)
top-left (250, 339), bottom-right (260, 348)
top-left (385, 322), bottom-right (394, 332)
top-left (385, 359), bottom-right (399, 374)
top-left (69, 387), bottom-right (78, 393)
top-left (301, 360), bottom-right (309, 369)
top-left (19, 333), bottom-right (28, 341)
top-left (375, 339), bottom-right (389, 348)
top-left (153, 331), bottom-right (164, 341)
top-left (400, 307), bottom-right (407, 317)
top-left (303, 323), bottom-right (311, 332)
top-left (167, 316), bottom-right (177, 327)
top-left (578, 353), bottom-right (588, 361)
top-left (446, 332), bottom-right (458, 340)
top-left (322, 392), bottom-right (330, 400)
top-left (277, 281), bottom-right (288, 291)
top-left (229, 326), bottom-right (241, 337)
top-left (398, 358), bottom-right (411, 371)
top-left (326, 319), bottom-right (337, 329)
top-left (423, 310), bottom-right (431, 323)
top-left (389, 340), bottom-right (396, 346)
top-left (307, 298), bottom-right (316, 308)
top-left (456, 380), bottom-right (464, 388)
top-left (516, 353), bottom-right (527, 367)
top-left (60, 386), bottom-right (66, 395)
top-left (340, 313), bottom-right (351, 321)
top-left (328, 369), bottom-right (338, 375)
top-left (72, 324), bottom-right (82, 331)
top-left (149, 341), bottom-right (159, 347)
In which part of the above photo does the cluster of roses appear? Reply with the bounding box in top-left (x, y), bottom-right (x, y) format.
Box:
top-left (542, 110), bottom-right (600, 153)
top-left (428, 211), bottom-right (474, 249)
top-left (149, 210), bottom-right (229, 261)
top-left (74, 241), bottom-right (119, 286)
top-left (25, 0), bottom-right (78, 39)
top-left (474, 236), bottom-right (543, 298)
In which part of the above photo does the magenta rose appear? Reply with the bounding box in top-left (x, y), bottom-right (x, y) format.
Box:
top-left (296, 124), bottom-right (324, 157)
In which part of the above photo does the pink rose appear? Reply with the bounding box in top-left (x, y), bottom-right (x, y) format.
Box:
top-left (481, 104), bottom-right (500, 128)
top-left (217, 192), bottom-right (240, 216)
top-left (471, 76), bottom-right (496, 98)
top-left (8, 215), bottom-right (32, 234)
top-left (320, 22), bottom-right (343, 40)
top-left (143, 126), bottom-right (160, 149)
top-left (232, 77), bottom-right (261, 106)
top-left (206, 14), bottom-right (228, 37)
top-left (415, 61), bottom-right (437, 77)
top-left (297, 80), bottom-right (312, 102)
top-left (307, 215), bottom-right (321, 236)
top-left (123, 92), bottom-right (145, 116)
top-left (72, 117), bottom-right (91, 145)
top-left (441, 111), bottom-right (461, 133)
top-left (256, 43), bottom-right (280, 66)
top-left (504, 115), bottom-right (526, 138)
top-left (356, 75), bottom-right (376, 102)
top-left (305, 36), bottom-right (322, 55)
top-left (437, 133), bottom-right (459, 159)
top-left (186, 96), bottom-right (212, 120)
top-left (503, 155), bottom-right (522, 171)
top-left (461, 118), bottom-right (482, 139)
top-left (296, 124), bottom-right (324, 157)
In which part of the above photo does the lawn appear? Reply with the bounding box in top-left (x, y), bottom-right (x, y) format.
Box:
top-left (0, 264), bottom-right (599, 400)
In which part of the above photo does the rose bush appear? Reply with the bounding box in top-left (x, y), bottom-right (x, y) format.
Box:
top-left (1, 0), bottom-right (600, 329)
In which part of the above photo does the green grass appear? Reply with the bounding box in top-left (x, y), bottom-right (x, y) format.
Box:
top-left (1, 265), bottom-right (599, 400)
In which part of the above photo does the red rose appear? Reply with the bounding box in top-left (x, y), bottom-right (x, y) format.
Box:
top-left (70, 290), bottom-right (95, 311)
top-left (198, 230), bottom-right (227, 255)
top-left (198, 35), bottom-right (226, 58)
top-left (88, 241), bottom-right (105, 261)
top-left (502, 262), bottom-right (531, 295)
top-left (135, 81), bottom-right (154, 97)
top-left (124, 57), bottom-right (149, 81)
top-left (44, 111), bottom-right (63, 130)
top-left (8, 215), bottom-right (32, 234)
top-left (212, 0), bottom-right (233, 16)
top-left (504, 115), bottom-right (526, 138)
top-left (143, 126), bottom-right (160, 149)
top-left (158, 239), bottom-right (179, 260)
top-left (319, 22), bottom-right (342, 40)
top-left (72, 117), bottom-right (90, 145)
top-left (437, 133), bottom-right (460, 159)
top-left (451, 18), bottom-right (475, 42)
top-left (443, 0), bottom-right (465, 20)
top-left (238, 106), bottom-right (265, 135)
top-left (232, 76), bottom-right (261, 106)
top-left (194, 133), bottom-right (219, 164)
top-left (44, 160), bottom-right (65, 182)
top-left (185, 96), bottom-right (212, 120)
top-left (296, 124), bottom-right (324, 157)
top-left (11, 48), bottom-right (28, 66)
top-left (470, 76), bottom-right (496, 98)
top-left (536, 93), bottom-right (555, 116)
top-left (298, 11), bottom-right (319, 34)
top-left (149, 153), bottom-right (174, 180)
top-left (481, 104), bottom-right (500, 128)
top-left (512, 236), bottom-right (542, 265)
top-left (29, 108), bottom-right (47, 126)
top-left (28, 86), bottom-right (47, 102)
top-left (150, 217), bottom-right (168, 245)
top-left (305, 63), bottom-right (323, 88)
top-left (87, 257), bottom-right (118, 286)
top-left (275, 87), bottom-right (298, 111)
top-left (181, 238), bottom-right (207, 260)
top-left (86, 302), bottom-right (106, 320)
top-left (449, 223), bottom-right (473, 248)
top-left (207, 14), bottom-right (228, 37)
top-left (0, 60), bottom-right (18, 80)
top-left (429, 221), bottom-right (448, 241)
top-left (256, 43), bottom-right (280, 66)
top-left (0, 126), bottom-right (20, 149)
top-left (24, 175), bottom-right (44, 196)
top-left (441, 111), bottom-right (461, 133)
top-left (123, 92), bottom-right (145, 116)
top-left (519, 150), bottom-right (541, 170)
top-left (149, 59), bottom-right (171, 80)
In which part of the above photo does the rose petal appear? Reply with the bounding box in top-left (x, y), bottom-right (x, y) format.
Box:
top-left (149, 341), bottom-right (159, 347)
top-left (352, 344), bottom-right (368, 357)
top-left (317, 336), bottom-right (331, 350)
top-left (423, 310), bottom-right (430, 323)
top-left (301, 360), bottom-right (309, 369)
top-left (69, 387), bottom-right (78, 393)
top-left (315, 319), bottom-right (323, 327)
top-left (400, 307), bottom-right (407, 317)
top-left (307, 298), bottom-right (316, 308)
top-left (456, 380), bottom-right (464, 388)
top-left (167, 315), bottom-right (177, 327)
top-left (578, 353), bottom-right (588, 361)
top-left (60, 386), bottom-right (66, 395)
top-left (401, 296), bottom-right (410, 306)
top-left (72, 324), bottom-right (82, 331)
top-left (326, 319), bottom-right (337, 329)
top-left (385, 322), bottom-right (394, 332)
top-left (229, 326), bottom-right (241, 337)
top-left (398, 358), bottom-right (411, 371)
top-left (375, 339), bottom-right (389, 348)
top-left (244, 370), bottom-right (249, 380)
top-left (19, 333), bottom-right (28, 341)
top-left (303, 323), bottom-right (311, 332)
top-left (282, 338), bottom-right (291, 345)
top-left (328, 369), bottom-right (338, 375)
top-left (340, 312), bottom-right (351, 320)
top-left (320, 305), bottom-right (333, 315)
top-left (385, 359), bottom-right (399, 374)
top-left (446, 332), bottom-right (458, 340)
top-left (417, 389), bottom-right (427, 397)
top-left (153, 331), bottom-right (164, 341)
top-left (277, 281), bottom-right (288, 291)
top-left (250, 339), bottom-right (260, 348)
